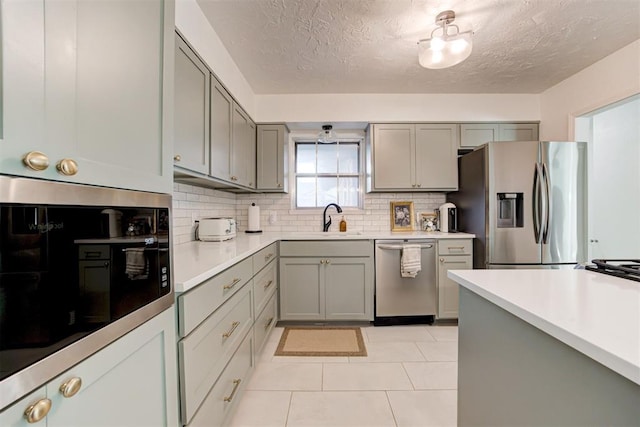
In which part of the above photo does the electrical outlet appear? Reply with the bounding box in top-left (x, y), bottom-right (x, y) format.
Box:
top-left (269, 211), bottom-right (277, 224)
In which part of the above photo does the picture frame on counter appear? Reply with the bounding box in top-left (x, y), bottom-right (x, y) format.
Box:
top-left (390, 201), bottom-right (414, 231)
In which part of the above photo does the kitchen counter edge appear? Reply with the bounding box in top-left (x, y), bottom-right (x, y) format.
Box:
top-left (174, 231), bottom-right (474, 292)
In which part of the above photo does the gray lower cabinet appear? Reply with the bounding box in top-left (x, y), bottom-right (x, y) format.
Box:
top-left (174, 34), bottom-right (210, 174)
top-left (175, 242), bottom-right (278, 426)
top-left (0, 308), bottom-right (179, 427)
top-left (1, 0), bottom-right (175, 194)
top-left (279, 241), bottom-right (374, 321)
top-left (256, 124), bottom-right (289, 192)
top-left (437, 239), bottom-right (473, 319)
top-left (459, 123), bottom-right (539, 149)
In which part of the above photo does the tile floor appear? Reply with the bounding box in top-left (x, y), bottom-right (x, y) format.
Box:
top-left (228, 324), bottom-right (458, 427)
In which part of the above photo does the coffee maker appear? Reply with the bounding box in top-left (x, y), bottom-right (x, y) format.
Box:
top-left (438, 203), bottom-right (458, 232)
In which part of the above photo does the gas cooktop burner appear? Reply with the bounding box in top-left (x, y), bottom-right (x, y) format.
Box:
top-left (585, 259), bottom-right (640, 282)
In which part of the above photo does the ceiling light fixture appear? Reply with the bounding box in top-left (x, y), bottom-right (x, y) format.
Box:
top-left (318, 124), bottom-right (337, 144)
top-left (417, 10), bottom-right (473, 69)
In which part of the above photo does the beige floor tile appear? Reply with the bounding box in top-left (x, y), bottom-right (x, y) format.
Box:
top-left (416, 341), bottom-right (458, 361)
top-left (247, 362), bottom-right (323, 391)
top-left (387, 390), bottom-right (457, 427)
top-left (227, 391), bottom-right (291, 427)
top-left (363, 325), bottom-right (435, 343)
top-left (425, 326), bottom-right (458, 341)
top-left (403, 362), bottom-right (458, 390)
top-left (349, 341), bottom-right (425, 363)
top-left (287, 391), bottom-right (396, 427)
top-left (323, 362), bottom-right (413, 390)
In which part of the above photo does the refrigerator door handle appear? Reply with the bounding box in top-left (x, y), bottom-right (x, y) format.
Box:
top-left (541, 162), bottom-right (551, 244)
top-left (533, 163), bottom-right (543, 243)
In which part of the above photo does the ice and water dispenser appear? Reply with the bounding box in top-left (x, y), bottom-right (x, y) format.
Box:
top-left (497, 193), bottom-right (523, 228)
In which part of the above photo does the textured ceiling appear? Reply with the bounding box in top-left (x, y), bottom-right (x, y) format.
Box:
top-left (196, 0), bottom-right (640, 94)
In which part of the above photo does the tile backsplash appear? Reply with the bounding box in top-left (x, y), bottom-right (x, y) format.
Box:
top-left (173, 183), bottom-right (445, 244)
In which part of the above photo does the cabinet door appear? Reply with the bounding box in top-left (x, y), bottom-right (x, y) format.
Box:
top-left (372, 124), bottom-right (415, 189)
top-left (174, 34), bottom-right (210, 174)
top-left (210, 78), bottom-right (233, 180)
top-left (46, 307), bottom-right (178, 427)
top-left (325, 258), bottom-right (373, 321)
top-left (231, 104), bottom-right (254, 187)
top-left (279, 258), bottom-right (323, 320)
top-left (499, 123), bottom-right (539, 141)
top-left (415, 124), bottom-right (459, 190)
top-left (437, 255), bottom-right (472, 319)
top-left (460, 123), bottom-right (500, 148)
top-left (257, 124), bottom-right (288, 191)
top-left (1, 0), bottom-right (174, 194)
top-left (78, 260), bottom-right (111, 324)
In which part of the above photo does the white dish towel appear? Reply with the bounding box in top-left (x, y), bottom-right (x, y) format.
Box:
top-left (401, 244), bottom-right (422, 278)
top-left (125, 248), bottom-right (148, 280)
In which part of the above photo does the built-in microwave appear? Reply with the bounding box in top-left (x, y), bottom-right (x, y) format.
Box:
top-left (0, 176), bottom-right (173, 410)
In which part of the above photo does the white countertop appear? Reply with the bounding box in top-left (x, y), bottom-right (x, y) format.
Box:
top-left (173, 230), bottom-right (474, 292)
top-left (448, 269), bottom-right (640, 385)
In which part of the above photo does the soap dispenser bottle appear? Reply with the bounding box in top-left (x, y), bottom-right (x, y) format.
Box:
top-left (339, 216), bottom-right (347, 232)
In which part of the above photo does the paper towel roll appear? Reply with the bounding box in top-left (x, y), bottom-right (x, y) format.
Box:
top-left (247, 203), bottom-right (261, 232)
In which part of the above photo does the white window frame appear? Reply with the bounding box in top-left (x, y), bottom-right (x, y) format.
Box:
top-left (289, 130), bottom-right (365, 212)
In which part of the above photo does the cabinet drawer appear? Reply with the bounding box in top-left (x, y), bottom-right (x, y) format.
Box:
top-left (179, 286), bottom-right (252, 425)
top-left (438, 239), bottom-right (473, 255)
top-left (280, 240), bottom-right (373, 257)
top-left (188, 333), bottom-right (253, 427)
top-left (178, 257), bottom-right (252, 336)
top-left (253, 261), bottom-right (277, 316)
top-left (78, 245), bottom-right (110, 260)
top-left (254, 294), bottom-right (277, 357)
top-left (252, 243), bottom-right (277, 274)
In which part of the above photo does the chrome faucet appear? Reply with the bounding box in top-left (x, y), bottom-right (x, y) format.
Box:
top-left (322, 203), bottom-right (343, 232)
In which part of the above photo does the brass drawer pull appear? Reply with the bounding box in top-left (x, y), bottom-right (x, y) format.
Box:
top-left (59, 377), bottom-right (82, 398)
top-left (265, 253), bottom-right (274, 261)
top-left (263, 280), bottom-right (273, 290)
top-left (223, 379), bottom-right (241, 402)
top-left (264, 317), bottom-right (274, 330)
top-left (223, 278), bottom-right (241, 290)
top-left (24, 398), bottom-right (51, 423)
top-left (23, 151), bottom-right (50, 171)
top-left (56, 158), bottom-right (79, 176)
top-left (448, 246), bottom-right (465, 250)
top-left (222, 321), bottom-right (240, 339)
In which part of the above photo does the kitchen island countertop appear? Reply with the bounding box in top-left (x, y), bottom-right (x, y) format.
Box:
top-left (174, 231), bottom-right (474, 292)
top-left (448, 269), bottom-right (640, 385)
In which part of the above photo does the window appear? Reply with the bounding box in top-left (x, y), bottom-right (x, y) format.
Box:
top-left (295, 140), bottom-right (361, 208)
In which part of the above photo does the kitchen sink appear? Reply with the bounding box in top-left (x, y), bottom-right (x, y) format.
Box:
top-left (297, 231), bottom-right (365, 238)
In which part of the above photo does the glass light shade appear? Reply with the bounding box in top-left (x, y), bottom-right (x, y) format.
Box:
top-left (418, 31), bottom-right (473, 69)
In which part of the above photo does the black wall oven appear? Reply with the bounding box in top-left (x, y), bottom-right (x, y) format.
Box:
top-left (0, 176), bottom-right (173, 409)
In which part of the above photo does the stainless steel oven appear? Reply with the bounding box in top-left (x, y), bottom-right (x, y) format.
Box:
top-left (0, 176), bottom-right (173, 409)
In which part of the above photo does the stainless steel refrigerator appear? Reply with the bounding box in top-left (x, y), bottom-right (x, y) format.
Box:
top-left (448, 141), bottom-right (588, 269)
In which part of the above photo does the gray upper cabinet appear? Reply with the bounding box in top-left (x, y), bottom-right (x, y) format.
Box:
top-left (208, 75), bottom-right (255, 189)
top-left (210, 78), bottom-right (233, 180)
top-left (231, 105), bottom-right (256, 188)
top-left (369, 123), bottom-right (458, 191)
top-left (174, 35), bottom-right (210, 175)
top-left (460, 123), bottom-right (539, 148)
top-left (1, 0), bottom-right (174, 194)
top-left (257, 124), bottom-right (289, 192)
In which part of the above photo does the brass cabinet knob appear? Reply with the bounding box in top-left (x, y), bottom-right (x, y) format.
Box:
top-left (326, 259), bottom-right (330, 264)
top-left (320, 260), bottom-right (325, 264)
top-left (417, 184), bottom-right (422, 188)
top-left (277, 183), bottom-right (282, 188)
top-left (59, 377), bottom-right (82, 398)
top-left (24, 398), bottom-right (51, 423)
top-left (56, 158), bottom-right (78, 176)
top-left (174, 154), bottom-right (181, 162)
top-left (440, 258), bottom-right (444, 262)
top-left (23, 151), bottom-right (50, 171)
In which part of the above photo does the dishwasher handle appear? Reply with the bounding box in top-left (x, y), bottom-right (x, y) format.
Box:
top-left (377, 244), bottom-right (433, 250)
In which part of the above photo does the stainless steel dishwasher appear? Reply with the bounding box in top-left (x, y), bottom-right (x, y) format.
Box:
top-left (374, 239), bottom-right (437, 325)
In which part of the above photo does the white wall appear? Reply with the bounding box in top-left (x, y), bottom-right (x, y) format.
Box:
top-left (586, 97), bottom-right (640, 258)
top-left (540, 39), bottom-right (640, 141)
top-left (254, 93), bottom-right (540, 123)
top-left (175, 0), bottom-right (256, 117)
